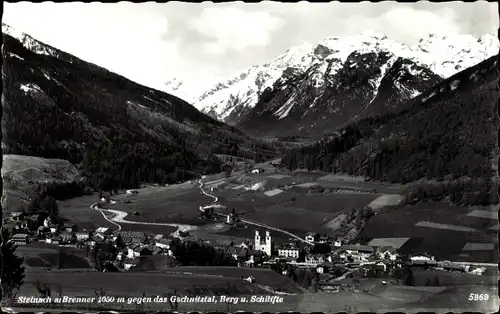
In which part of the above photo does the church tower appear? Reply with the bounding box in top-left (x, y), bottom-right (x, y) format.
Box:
top-left (254, 231), bottom-right (260, 251)
top-left (264, 231), bottom-right (272, 256)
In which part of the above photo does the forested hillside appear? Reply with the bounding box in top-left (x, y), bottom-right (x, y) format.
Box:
top-left (2, 29), bottom-right (276, 191)
top-left (281, 56), bottom-right (499, 205)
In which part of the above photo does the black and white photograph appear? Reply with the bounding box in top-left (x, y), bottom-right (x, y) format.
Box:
top-left (1, 1), bottom-right (499, 313)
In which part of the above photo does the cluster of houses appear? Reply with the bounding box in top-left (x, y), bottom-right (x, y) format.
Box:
top-left (3, 211), bottom-right (86, 246)
top-left (5, 210), bottom-right (486, 277)
top-left (220, 229), bottom-right (487, 278)
top-left (96, 229), bottom-right (175, 271)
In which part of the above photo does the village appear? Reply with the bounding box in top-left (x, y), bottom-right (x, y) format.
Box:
top-left (4, 205), bottom-right (488, 291)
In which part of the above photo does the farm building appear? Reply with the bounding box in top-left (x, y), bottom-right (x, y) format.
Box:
top-left (340, 244), bottom-right (374, 255)
top-left (75, 232), bottom-right (90, 241)
top-left (95, 227), bottom-right (112, 235)
top-left (305, 232), bottom-right (320, 243)
top-left (332, 239), bottom-right (343, 247)
top-left (11, 233), bottom-right (29, 245)
top-left (60, 231), bottom-right (73, 243)
top-left (155, 239), bottom-right (172, 250)
top-left (375, 246), bottom-right (399, 260)
top-left (305, 254), bottom-right (326, 265)
top-left (251, 168), bottom-right (264, 174)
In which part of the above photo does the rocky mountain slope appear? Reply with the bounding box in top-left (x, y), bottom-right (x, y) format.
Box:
top-left (2, 24), bottom-right (276, 192)
top-left (280, 55), bottom-right (499, 204)
top-left (176, 31), bottom-right (498, 138)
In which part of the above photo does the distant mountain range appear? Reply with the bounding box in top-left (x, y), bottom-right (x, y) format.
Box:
top-left (165, 31), bottom-right (498, 138)
top-left (1, 24), bottom-right (276, 192)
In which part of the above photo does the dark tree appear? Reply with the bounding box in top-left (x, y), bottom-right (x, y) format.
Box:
top-left (1, 229), bottom-right (26, 300)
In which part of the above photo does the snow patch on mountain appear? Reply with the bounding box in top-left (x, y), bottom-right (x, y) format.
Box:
top-left (367, 54), bottom-right (398, 105)
top-left (186, 31), bottom-right (498, 122)
top-left (3, 24), bottom-right (70, 61)
top-left (20, 83), bottom-right (42, 94)
top-left (275, 94), bottom-right (297, 120)
top-left (7, 52), bottom-right (24, 60)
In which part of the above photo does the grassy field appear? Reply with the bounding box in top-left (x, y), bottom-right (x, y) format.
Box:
top-left (58, 194), bottom-right (117, 230)
top-left (412, 269), bottom-right (497, 286)
top-left (18, 269), bottom-right (307, 312)
top-left (106, 185), bottom-right (210, 226)
top-left (358, 201), bottom-right (497, 261)
top-left (16, 242), bottom-right (90, 269)
top-left (163, 266), bottom-right (305, 294)
top-left (215, 185), bottom-right (377, 236)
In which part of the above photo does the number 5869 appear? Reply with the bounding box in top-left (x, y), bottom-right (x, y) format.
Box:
top-left (469, 293), bottom-right (489, 301)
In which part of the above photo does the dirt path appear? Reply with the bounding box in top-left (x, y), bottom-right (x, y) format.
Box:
top-left (198, 177), bottom-right (314, 246)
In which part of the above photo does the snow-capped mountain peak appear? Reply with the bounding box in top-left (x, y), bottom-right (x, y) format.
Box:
top-left (165, 31), bottom-right (498, 125)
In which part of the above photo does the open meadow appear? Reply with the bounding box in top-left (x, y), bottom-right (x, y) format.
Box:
top-left (214, 176), bottom-right (378, 237)
top-left (58, 194), bottom-right (118, 231)
top-left (106, 185), bottom-right (209, 226)
top-left (16, 242), bottom-right (90, 269)
top-left (160, 266), bottom-right (305, 294)
top-left (18, 269), bottom-right (305, 312)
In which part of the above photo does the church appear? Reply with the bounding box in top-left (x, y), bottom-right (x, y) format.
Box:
top-left (254, 230), bottom-right (272, 256)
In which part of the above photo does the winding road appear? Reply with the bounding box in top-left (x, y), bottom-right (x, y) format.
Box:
top-left (89, 177), bottom-right (312, 245)
top-left (198, 178), bottom-right (314, 246)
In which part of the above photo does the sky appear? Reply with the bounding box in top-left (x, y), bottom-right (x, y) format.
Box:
top-left (3, 1), bottom-right (498, 92)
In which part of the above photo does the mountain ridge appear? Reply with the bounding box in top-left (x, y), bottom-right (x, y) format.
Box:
top-left (165, 31), bottom-right (498, 138)
top-left (2, 25), bottom-right (276, 195)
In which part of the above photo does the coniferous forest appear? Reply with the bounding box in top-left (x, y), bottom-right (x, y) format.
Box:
top-left (280, 56), bottom-right (499, 205)
top-left (2, 33), bottom-right (276, 191)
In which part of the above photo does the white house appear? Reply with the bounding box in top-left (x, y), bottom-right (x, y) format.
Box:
top-left (316, 265), bottom-right (325, 274)
top-left (251, 169), bottom-right (262, 174)
top-left (75, 232), bottom-right (90, 241)
top-left (155, 239), bottom-right (171, 250)
top-left (278, 248), bottom-right (300, 259)
top-left (410, 254), bottom-right (435, 261)
top-left (332, 239), bottom-right (342, 247)
top-left (96, 227), bottom-right (109, 234)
